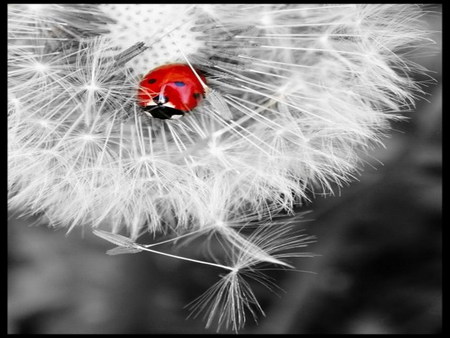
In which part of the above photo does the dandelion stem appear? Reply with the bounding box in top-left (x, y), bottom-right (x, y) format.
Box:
top-left (143, 226), bottom-right (211, 248)
top-left (112, 41), bottom-right (148, 67)
top-left (139, 246), bottom-right (235, 271)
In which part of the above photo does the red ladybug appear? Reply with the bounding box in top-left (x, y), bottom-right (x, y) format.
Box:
top-left (137, 63), bottom-right (207, 120)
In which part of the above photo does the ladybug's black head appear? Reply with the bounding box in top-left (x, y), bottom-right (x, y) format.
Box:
top-left (142, 105), bottom-right (185, 120)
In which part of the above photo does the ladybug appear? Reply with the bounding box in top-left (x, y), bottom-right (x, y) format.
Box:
top-left (137, 63), bottom-right (207, 120)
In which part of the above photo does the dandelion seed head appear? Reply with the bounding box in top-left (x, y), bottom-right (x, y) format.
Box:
top-left (98, 4), bottom-right (205, 74)
top-left (8, 3), bottom-right (437, 332)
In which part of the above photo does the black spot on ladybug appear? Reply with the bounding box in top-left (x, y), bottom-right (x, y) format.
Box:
top-left (193, 93), bottom-right (202, 99)
top-left (147, 78), bottom-right (157, 84)
top-left (174, 81), bottom-right (186, 87)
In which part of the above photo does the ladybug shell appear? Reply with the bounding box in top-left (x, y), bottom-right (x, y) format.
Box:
top-left (137, 63), bottom-right (206, 118)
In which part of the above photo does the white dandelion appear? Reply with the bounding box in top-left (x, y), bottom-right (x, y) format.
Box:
top-left (8, 4), bottom-right (436, 332)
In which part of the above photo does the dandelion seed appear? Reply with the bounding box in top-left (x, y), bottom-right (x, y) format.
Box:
top-left (187, 220), bottom-right (316, 332)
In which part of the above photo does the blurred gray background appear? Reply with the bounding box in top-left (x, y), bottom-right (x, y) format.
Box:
top-left (7, 6), bottom-right (441, 334)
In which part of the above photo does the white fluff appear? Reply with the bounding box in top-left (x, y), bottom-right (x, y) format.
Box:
top-left (8, 4), bottom-right (433, 332)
